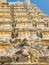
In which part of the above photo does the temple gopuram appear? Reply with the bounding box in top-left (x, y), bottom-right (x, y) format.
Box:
top-left (0, 0), bottom-right (49, 65)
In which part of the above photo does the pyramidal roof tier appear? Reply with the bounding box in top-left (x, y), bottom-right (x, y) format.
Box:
top-left (0, 0), bottom-right (31, 4)
top-left (0, 0), bottom-right (6, 2)
top-left (17, 0), bottom-right (30, 4)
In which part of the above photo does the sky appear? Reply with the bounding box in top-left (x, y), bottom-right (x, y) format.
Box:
top-left (7, 0), bottom-right (49, 16)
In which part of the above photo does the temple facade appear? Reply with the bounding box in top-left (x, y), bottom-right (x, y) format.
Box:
top-left (0, 0), bottom-right (49, 65)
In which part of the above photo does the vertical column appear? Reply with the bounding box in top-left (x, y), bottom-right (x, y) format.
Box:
top-left (10, 5), bottom-right (18, 40)
top-left (25, 0), bottom-right (30, 5)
